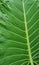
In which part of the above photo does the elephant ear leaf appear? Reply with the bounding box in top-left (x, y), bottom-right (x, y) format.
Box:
top-left (0, 0), bottom-right (39, 65)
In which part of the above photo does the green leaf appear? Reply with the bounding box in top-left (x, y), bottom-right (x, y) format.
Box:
top-left (0, 0), bottom-right (39, 65)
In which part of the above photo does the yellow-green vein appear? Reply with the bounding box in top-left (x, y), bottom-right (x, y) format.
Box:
top-left (22, 0), bottom-right (34, 65)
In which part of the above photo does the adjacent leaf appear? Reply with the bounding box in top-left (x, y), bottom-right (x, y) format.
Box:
top-left (0, 0), bottom-right (39, 65)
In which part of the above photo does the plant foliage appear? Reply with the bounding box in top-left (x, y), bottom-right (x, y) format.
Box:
top-left (0, 0), bottom-right (39, 65)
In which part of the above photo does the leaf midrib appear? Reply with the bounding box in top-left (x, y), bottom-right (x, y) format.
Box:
top-left (22, 0), bottom-right (34, 65)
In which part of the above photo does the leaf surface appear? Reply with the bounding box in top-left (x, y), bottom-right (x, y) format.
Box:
top-left (0, 0), bottom-right (39, 65)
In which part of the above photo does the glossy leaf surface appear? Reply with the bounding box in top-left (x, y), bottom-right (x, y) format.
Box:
top-left (0, 0), bottom-right (39, 65)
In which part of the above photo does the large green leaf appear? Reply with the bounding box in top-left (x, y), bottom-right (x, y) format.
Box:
top-left (0, 0), bottom-right (39, 65)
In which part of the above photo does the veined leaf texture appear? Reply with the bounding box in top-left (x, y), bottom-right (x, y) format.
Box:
top-left (0, 0), bottom-right (39, 65)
